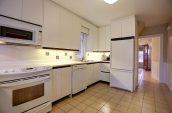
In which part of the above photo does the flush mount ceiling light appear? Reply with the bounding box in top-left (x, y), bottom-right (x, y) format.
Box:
top-left (104, 0), bottom-right (119, 4)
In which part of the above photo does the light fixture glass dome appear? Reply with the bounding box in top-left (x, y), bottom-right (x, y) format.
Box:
top-left (104, 0), bottom-right (119, 4)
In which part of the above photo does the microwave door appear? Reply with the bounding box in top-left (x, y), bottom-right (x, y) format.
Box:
top-left (0, 26), bottom-right (33, 40)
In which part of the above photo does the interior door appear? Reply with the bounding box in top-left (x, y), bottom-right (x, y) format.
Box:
top-left (143, 45), bottom-right (149, 70)
top-left (111, 39), bottom-right (134, 70)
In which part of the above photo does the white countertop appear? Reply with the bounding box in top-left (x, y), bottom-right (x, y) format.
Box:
top-left (0, 60), bottom-right (110, 70)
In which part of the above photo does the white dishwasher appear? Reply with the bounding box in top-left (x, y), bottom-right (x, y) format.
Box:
top-left (72, 64), bottom-right (87, 94)
top-left (99, 63), bottom-right (110, 82)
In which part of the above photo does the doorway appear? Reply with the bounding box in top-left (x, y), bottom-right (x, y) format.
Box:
top-left (138, 36), bottom-right (162, 84)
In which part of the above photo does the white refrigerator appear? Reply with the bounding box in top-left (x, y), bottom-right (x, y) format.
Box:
top-left (110, 37), bottom-right (135, 92)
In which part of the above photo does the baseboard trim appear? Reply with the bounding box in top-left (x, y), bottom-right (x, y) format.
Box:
top-left (167, 83), bottom-right (172, 92)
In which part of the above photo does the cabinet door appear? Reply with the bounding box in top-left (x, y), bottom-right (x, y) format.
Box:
top-left (121, 16), bottom-right (136, 37)
top-left (86, 65), bottom-right (93, 86)
top-left (0, 0), bottom-right (22, 19)
top-left (89, 64), bottom-right (95, 85)
top-left (87, 26), bottom-right (99, 52)
top-left (43, 0), bottom-right (61, 48)
top-left (93, 64), bottom-right (100, 83)
top-left (60, 8), bottom-right (73, 49)
top-left (111, 20), bottom-right (121, 38)
top-left (92, 28), bottom-right (99, 51)
top-left (80, 67), bottom-right (87, 90)
top-left (98, 27), bottom-right (106, 51)
top-left (52, 69), bottom-right (62, 101)
top-left (22, 0), bottom-right (43, 25)
top-left (61, 67), bottom-right (71, 97)
top-left (71, 15), bottom-right (81, 50)
top-left (105, 25), bottom-right (111, 51)
top-left (72, 69), bottom-right (80, 94)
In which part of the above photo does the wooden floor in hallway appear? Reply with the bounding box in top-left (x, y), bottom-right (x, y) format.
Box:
top-left (51, 70), bottom-right (172, 113)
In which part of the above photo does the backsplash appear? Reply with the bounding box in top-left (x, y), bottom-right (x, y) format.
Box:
top-left (85, 52), bottom-right (110, 61)
top-left (0, 45), bottom-right (77, 64)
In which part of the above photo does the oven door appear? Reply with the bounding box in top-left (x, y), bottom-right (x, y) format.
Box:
top-left (0, 74), bottom-right (52, 113)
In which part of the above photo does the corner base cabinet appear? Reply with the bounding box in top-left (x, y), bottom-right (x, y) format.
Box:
top-left (52, 66), bottom-right (72, 102)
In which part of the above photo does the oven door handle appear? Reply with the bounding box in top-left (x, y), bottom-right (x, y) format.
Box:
top-left (0, 76), bottom-right (50, 88)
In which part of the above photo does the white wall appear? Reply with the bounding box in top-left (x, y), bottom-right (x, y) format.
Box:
top-left (167, 21), bottom-right (172, 91)
top-left (151, 37), bottom-right (160, 81)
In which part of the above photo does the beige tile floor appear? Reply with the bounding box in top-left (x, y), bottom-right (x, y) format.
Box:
top-left (51, 70), bottom-right (172, 113)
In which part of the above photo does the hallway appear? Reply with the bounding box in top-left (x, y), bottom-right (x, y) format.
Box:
top-left (51, 71), bottom-right (172, 113)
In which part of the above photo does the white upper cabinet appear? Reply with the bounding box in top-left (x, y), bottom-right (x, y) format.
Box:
top-left (60, 9), bottom-right (80, 49)
top-left (105, 25), bottom-right (111, 51)
top-left (60, 8), bottom-right (73, 49)
top-left (92, 28), bottom-right (99, 51)
top-left (72, 15), bottom-right (81, 50)
top-left (111, 15), bottom-right (136, 38)
top-left (43, 0), bottom-right (81, 49)
top-left (87, 26), bottom-right (99, 52)
top-left (0, 0), bottom-right (43, 25)
top-left (98, 26), bottom-right (106, 51)
top-left (0, 0), bottom-right (22, 19)
top-left (121, 16), bottom-right (136, 37)
top-left (22, 0), bottom-right (43, 25)
top-left (111, 20), bottom-right (122, 38)
top-left (43, 0), bottom-right (61, 48)
top-left (98, 25), bottom-right (111, 51)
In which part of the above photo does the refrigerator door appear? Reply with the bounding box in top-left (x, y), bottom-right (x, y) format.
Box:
top-left (110, 69), bottom-right (133, 92)
top-left (111, 39), bottom-right (134, 70)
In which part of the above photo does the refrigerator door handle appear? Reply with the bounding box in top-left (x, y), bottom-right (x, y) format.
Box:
top-left (111, 68), bottom-right (133, 72)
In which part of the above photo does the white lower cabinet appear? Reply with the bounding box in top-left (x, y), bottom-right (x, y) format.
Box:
top-left (86, 64), bottom-right (94, 86)
top-left (52, 66), bottom-right (71, 102)
top-left (99, 63), bottom-right (110, 82)
top-left (86, 63), bottom-right (100, 86)
top-left (72, 65), bottom-right (87, 94)
top-left (93, 64), bottom-right (100, 83)
top-left (52, 63), bottom-right (101, 100)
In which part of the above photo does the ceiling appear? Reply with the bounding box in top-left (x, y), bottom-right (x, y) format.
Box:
top-left (52, 0), bottom-right (172, 27)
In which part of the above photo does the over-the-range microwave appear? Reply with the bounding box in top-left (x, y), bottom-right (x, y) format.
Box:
top-left (0, 16), bottom-right (42, 45)
top-left (0, 25), bottom-right (42, 45)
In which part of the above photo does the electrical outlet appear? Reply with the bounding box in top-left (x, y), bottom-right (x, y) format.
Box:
top-left (56, 56), bottom-right (59, 59)
top-left (70, 56), bottom-right (72, 59)
top-left (45, 52), bottom-right (49, 56)
top-left (65, 53), bottom-right (68, 56)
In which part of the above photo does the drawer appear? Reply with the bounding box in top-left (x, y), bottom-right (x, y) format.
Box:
top-left (100, 63), bottom-right (110, 72)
